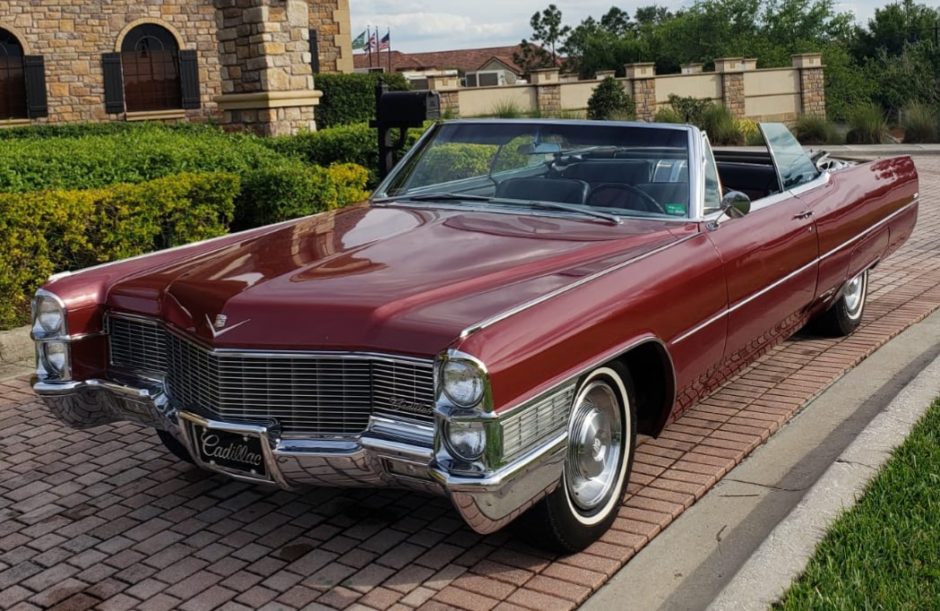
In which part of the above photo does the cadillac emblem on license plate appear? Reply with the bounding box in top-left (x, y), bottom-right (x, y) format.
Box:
top-left (191, 423), bottom-right (268, 479)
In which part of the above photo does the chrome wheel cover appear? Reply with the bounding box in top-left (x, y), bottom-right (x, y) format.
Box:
top-left (566, 380), bottom-right (624, 512)
top-left (844, 271), bottom-right (867, 320)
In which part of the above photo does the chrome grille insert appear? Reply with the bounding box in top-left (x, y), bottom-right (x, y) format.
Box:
top-left (106, 315), bottom-right (435, 435)
top-left (500, 384), bottom-right (576, 463)
top-left (108, 316), bottom-right (167, 373)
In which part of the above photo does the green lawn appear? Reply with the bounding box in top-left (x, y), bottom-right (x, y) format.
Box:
top-left (777, 397), bottom-right (940, 609)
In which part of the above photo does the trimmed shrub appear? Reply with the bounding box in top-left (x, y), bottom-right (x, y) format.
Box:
top-left (0, 120), bottom-right (211, 141)
top-left (587, 77), bottom-right (636, 120)
top-left (314, 72), bottom-right (410, 129)
top-left (654, 107), bottom-right (683, 123)
top-left (901, 102), bottom-right (939, 143)
top-left (794, 114), bottom-right (839, 145)
top-left (265, 121), bottom-right (432, 187)
top-left (0, 123), bottom-right (283, 193)
top-left (700, 104), bottom-right (745, 146)
top-left (235, 162), bottom-right (370, 229)
top-left (666, 95), bottom-right (711, 125)
top-left (410, 144), bottom-right (498, 185)
top-left (846, 104), bottom-right (888, 144)
top-left (735, 119), bottom-right (759, 143)
top-left (0, 172), bottom-right (239, 328)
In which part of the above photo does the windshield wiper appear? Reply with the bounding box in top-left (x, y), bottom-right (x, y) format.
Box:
top-left (374, 192), bottom-right (494, 203)
top-left (514, 200), bottom-right (621, 225)
top-left (376, 192), bottom-right (621, 225)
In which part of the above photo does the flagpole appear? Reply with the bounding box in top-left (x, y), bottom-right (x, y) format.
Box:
top-left (387, 28), bottom-right (392, 74)
top-left (368, 25), bottom-right (373, 68)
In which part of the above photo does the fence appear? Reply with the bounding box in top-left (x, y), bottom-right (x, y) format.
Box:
top-left (427, 53), bottom-right (825, 121)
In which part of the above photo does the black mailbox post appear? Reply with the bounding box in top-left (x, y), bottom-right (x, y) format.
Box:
top-left (371, 84), bottom-right (441, 180)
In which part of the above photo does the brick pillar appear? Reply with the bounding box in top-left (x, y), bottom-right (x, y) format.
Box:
top-left (625, 63), bottom-right (656, 121)
top-left (531, 68), bottom-right (561, 116)
top-left (793, 53), bottom-right (826, 117)
top-left (427, 74), bottom-right (460, 117)
top-left (214, 0), bottom-right (321, 136)
top-left (715, 57), bottom-right (745, 118)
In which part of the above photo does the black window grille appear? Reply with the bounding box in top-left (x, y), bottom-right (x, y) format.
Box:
top-left (0, 28), bottom-right (27, 120)
top-left (120, 24), bottom-right (182, 112)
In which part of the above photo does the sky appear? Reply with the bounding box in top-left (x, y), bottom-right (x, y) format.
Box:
top-left (350, 0), bottom-right (885, 53)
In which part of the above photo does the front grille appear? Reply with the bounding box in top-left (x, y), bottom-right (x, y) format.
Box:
top-left (108, 316), bottom-right (167, 373)
top-left (107, 315), bottom-right (435, 435)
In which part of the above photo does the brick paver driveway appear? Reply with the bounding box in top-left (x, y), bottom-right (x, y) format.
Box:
top-left (2, 156), bottom-right (939, 611)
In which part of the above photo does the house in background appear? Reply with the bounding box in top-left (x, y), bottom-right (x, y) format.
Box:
top-left (0, 0), bottom-right (354, 135)
top-left (354, 45), bottom-right (529, 87)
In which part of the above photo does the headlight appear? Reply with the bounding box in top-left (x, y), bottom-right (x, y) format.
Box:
top-left (34, 293), bottom-right (66, 336)
top-left (444, 420), bottom-right (486, 461)
top-left (42, 341), bottom-right (69, 376)
top-left (441, 359), bottom-right (485, 407)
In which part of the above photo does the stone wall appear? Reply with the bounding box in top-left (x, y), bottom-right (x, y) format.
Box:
top-left (215, 0), bottom-right (318, 136)
top-left (309, 0), bottom-right (352, 74)
top-left (2, 0), bottom-right (221, 124)
top-left (1, 1), bottom-right (347, 133)
top-left (795, 54), bottom-right (826, 117)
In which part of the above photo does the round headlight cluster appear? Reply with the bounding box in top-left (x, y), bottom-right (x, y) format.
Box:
top-left (36, 295), bottom-right (66, 335)
top-left (441, 359), bottom-right (485, 408)
top-left (445, 420), bottom-right (486, 461)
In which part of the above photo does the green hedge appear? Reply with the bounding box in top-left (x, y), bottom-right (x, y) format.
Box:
top-left (265, 121), bottom-right (431, 186)
top-left (314, 72), bottom-right (410, 129)
top-left (0, 123), bottom-right (284, 193)
top-left (0, 172), bottom-right (240, 329)
top-left (235, 162), bottom-right (370, 229)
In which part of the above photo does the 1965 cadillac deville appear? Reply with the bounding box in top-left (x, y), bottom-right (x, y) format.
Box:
top-left (31, 120), bottom-right (918, 551)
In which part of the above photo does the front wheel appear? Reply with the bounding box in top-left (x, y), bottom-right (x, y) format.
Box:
top-left (519, 362), bottom-right (637, 553)
top-left (812, 269), bottom-right (869, 337)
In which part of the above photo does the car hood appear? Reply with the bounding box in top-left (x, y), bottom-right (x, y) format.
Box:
top-left (107, 204), bottom-right (684, 356)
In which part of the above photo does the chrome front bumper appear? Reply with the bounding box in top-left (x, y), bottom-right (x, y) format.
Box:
top-left (33, 376), bottom-right (565, 534)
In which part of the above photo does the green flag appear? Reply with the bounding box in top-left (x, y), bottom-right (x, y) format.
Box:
top-left (352, 30), bottom-right (367, 50)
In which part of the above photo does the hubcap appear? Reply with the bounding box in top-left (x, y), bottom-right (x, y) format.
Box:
top-left (844, 272), bottom-right (866, 320)
top-left (566, 381), bottom-right (623, 512)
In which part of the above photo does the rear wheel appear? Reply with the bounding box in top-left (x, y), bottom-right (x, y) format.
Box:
top-left (519, 362), bottom-right (637, 553)
top-left (812, 269), bottom-right (868, 337)
top-left (157, 429), bottom-right (195, 465)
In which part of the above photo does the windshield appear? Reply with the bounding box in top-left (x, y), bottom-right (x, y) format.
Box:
top-left (377, 121), bottom-right (693, 220)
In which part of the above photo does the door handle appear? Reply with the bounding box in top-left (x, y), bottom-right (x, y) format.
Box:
top-left (793, 210), bottom-right (814, 220)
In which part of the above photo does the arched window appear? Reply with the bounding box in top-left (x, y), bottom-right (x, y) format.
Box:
top-left (120, 24), bottom-right (182, 112)
top-left (0, 28), bottom-right (27, 119)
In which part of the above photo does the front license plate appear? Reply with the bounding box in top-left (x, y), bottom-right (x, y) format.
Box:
top-left (190, 424), bottom-right (268, 479)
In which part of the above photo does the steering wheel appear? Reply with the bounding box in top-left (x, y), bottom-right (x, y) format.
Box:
top-left (587, 183), bottom-right (666, 215)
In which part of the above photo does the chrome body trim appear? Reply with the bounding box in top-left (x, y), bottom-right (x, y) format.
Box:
top-left (672, 197), bottom-right (919, 345)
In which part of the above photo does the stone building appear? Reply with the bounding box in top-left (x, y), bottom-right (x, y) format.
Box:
top-left (0, 0), bottom-right (353, 135)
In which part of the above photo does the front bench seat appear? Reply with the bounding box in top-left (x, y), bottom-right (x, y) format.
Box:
top-left (495, 177), bottom-right (590, 204)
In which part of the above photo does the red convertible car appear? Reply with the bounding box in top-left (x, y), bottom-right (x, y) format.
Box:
top-left (32, 120), bottom-right (918, 551)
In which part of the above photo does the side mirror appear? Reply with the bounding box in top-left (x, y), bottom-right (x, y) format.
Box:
top-left (720, 190), bottom-right (751, 219)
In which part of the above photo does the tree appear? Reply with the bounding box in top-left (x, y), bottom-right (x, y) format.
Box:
top-left (856, 0), bottom-right (940, 59)
top-left (528, 4), bottom-right (571, 66)
top-left (513, 41), bottom-right (554, 74)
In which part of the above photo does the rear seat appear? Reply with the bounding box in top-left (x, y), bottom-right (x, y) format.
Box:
top-left (562, 160), bottom-right (651, 186)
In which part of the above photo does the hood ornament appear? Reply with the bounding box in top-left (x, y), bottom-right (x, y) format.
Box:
top-left (205, 313), bottom-right (250, 339)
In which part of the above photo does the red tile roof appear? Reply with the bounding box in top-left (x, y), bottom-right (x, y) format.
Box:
top-left (354, 45), bottom-right (544, 75)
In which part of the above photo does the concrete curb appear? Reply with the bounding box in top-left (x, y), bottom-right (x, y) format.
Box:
top-left (708, 352), bottom-right (940, 610)
top-left (0, 325), bottom-right (31, 364)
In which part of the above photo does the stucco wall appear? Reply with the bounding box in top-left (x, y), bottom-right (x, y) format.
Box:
top-left (443, 60), bottom-right (822, 122)
top-left (458, 85), bottom-right (537, 116)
